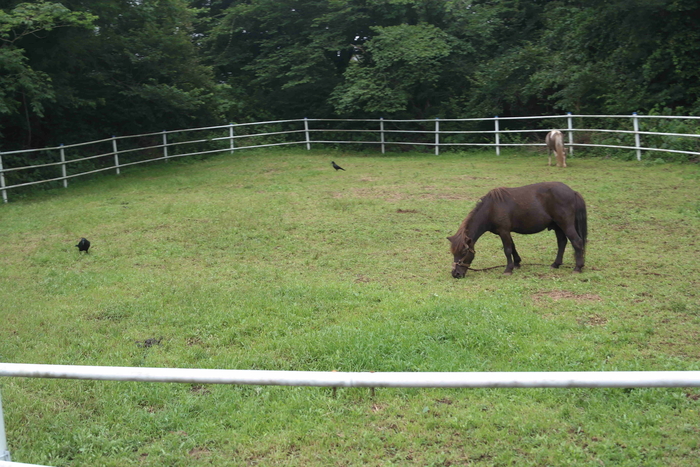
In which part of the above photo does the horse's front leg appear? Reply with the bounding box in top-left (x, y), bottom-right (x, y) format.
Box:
top-left (499, 233), bottom-right (517, 275)
top-left (551, 226), bottom-right (568, 269)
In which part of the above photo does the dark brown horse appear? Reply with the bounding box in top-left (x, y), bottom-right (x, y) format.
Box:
top-left (447, 182), bottom-right (587, 278)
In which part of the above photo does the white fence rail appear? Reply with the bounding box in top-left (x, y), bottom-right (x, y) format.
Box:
top-left (3, 363), bottom-right (700, 388)
top-left (1, 113), bottom-right (700, 203)
top-left (2, 363), bottom-right (700, 464)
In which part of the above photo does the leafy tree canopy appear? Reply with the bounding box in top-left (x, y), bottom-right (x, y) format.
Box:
top-left (1, 0), bottom-right (699, 151)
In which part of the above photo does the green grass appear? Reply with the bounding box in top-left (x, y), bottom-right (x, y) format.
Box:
top-left (1, 148), bottom-right (699, 466)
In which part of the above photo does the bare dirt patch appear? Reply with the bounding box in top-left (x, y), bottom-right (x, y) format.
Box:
top-left (354, 274), bottom-right (371, 283)
top-left (188, 447), bottom-right (211, 459)
top-left (579, 314), bottom-right (608, 326)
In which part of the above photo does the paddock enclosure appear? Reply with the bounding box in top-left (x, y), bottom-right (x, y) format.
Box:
top-left (1, 147), bottom-right (699, 465)
top-left (2, 113), bottom-right (700, 202)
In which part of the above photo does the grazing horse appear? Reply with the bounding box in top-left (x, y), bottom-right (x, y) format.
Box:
top-left (447, 182), bottom-right (587, 278)
top-left (545, 130), bottom-right (567, 167)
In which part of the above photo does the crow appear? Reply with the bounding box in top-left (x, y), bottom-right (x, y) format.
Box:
top-left (331, 161), bottom-right (345, 171)
top-left (76, 237), bottom-right (90, 253)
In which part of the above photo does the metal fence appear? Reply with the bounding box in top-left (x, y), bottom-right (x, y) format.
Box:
top-left (2, 363), bottom-right (700, 464)
top-left (2, 113), bottom-right (699, 203)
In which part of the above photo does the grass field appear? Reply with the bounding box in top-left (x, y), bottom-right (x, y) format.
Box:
top-left (1, 147), bottom-right (699, 466)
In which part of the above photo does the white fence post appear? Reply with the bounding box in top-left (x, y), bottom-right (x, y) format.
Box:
top-left (435, 118), bottom-right (440, 156)
top-left (304, 118), bottom-right (311, 150)
top-left (380, 118), bottom-right (385, 154)
top-left (112, 136), bottom-right (120, 175)
top-left (567, 112), bottom-right (574, 157)
top-left (0, 154), bottom-right (7, 204)
top-left (60, 144), bottom-right (68, 188)
top-left (162, 131), bottom-right (169, 161)
top-left (633, 112), bottom-right (642, 161)
top-left (0, 390), bottom-right (10, 462)
top-left (229, 124), bottom-right (235, 153)
top-left (494, 116), bottom-right (500, 156)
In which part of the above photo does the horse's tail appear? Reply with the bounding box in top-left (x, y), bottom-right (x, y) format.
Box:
top-left (574, 191), bottom-right (588, 252)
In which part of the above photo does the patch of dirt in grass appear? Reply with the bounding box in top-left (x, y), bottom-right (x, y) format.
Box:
top-left (190, 385), bottom-right (211, 395)
top-left (578, 314), bottom-right (608, 326)
top-left (188, 447), bottom-right (211, 459)
top-left (532, 291), bottom-right (603, 303)
top-left (186, 336), bottom-right (203, 346)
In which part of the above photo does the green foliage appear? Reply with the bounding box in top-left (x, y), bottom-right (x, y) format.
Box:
top-left (331, 23), bottom-right (452, 116)
top-left (0, 1), bottom-right (96, 120)
top-left (3, 0), bottom-right (700, 162)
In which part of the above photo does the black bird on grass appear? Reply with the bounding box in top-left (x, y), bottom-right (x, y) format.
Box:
top-left (76, 237), bottom-right (90, 253)
top-left (331, 161), bottom-right (345, 171)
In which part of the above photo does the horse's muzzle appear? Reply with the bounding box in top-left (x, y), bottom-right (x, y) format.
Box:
top-left (451, 262), bottom-right (467, 279)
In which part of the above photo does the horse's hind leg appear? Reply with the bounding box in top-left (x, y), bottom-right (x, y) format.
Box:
top-left (512, 242), bottom-right (522, 269)
top-left (551, 226), bottom-right (568, 269)
top-left (563, 226), bottom-right (585, 272)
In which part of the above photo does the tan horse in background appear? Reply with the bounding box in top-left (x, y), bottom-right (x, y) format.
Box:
top-left (545, 130), bottom-right (567, 167)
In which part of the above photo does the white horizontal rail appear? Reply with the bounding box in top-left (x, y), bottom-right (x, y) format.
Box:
top-left (2, 114), bottom-right (699, 203)
top-left (2, 364), bottom-right (700, 388)
top-left (0, 462), bottom-right (52, 467)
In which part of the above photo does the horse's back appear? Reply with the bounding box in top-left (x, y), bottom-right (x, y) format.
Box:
top-left (545, 130), bottom-right (563, 147)
top-left (507, 181), bottom-right (575, 200)
top-left (494, 182), bottom-right (578, 233)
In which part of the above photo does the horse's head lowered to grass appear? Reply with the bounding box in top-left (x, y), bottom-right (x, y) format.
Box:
top-left (447, 233), bottom-right (475, 278)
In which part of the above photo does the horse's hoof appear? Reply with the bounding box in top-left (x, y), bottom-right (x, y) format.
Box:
top-left (514, 263), bottom-right (521, 269)
top-left (550, 263), bottom-right (561, 269)
top-left (503, 271), bottom-right (513, 275)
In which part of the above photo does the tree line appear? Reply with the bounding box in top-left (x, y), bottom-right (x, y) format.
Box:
top-left (1, 0), bottom-right (699, 153)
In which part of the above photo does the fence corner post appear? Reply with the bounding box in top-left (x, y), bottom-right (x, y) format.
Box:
top-left (632, 112), bottom-right (642, 161)
top-left (494, 116), bottom-right (500, 156)
top-left (435, 118), bottom-right (440, 156)
top-left (380, 118), bottom-right (385, 154)
top-left (60, 144), bottom-right (68, 188)
top-left (0, 153), bottom-right (7, 204)
top-left (304, 118), bottom-right (311, 150)
top-left (112, 136), bottom-right (120, 175)
top-left (0, 390), bottom-right (11, 462)
top-left (566, 112), bottom-right (574, 157)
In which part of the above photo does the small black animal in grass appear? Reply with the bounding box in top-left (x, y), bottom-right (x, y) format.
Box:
top-left (331, 161), bottom-right (345, 171)
top-left (75, 237), bottom-right (90, 253)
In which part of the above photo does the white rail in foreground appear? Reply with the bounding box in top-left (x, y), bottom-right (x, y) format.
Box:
top-left (3, 364), bottom-right (700, 465)
top-left (2, 363), bottom-right (700, 388)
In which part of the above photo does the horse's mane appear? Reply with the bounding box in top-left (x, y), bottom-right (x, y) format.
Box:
top-left (452, 187), bottom-right (509, 252)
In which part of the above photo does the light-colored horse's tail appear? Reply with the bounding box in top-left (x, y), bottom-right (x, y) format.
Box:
top-left (545, 130), bottom-right (567, 168)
